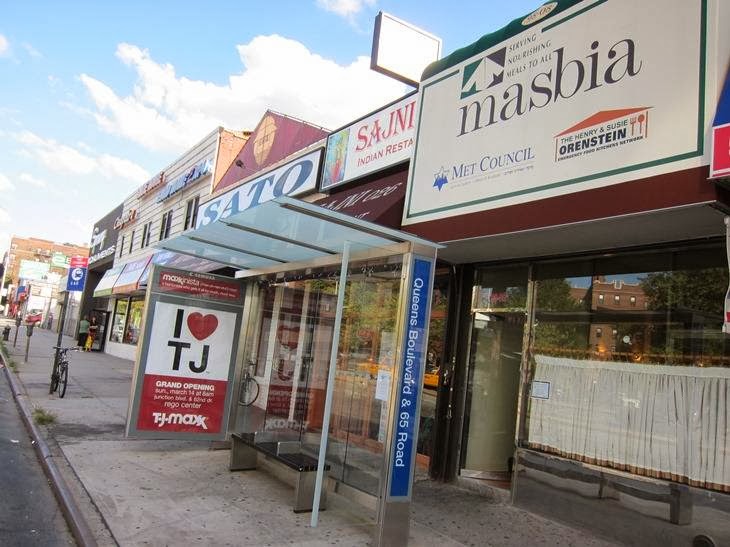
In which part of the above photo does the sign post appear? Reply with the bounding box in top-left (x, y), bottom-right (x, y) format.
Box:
top-left (55, 256), bottom-right (88, 367)
top-left (376, 251), bottom-right (435, 546)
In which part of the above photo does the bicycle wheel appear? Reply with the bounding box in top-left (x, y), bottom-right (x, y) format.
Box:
top-left (59, 363), bottom-right (68, 398)
top-left (49, 362), bottom-right (59, 394)
top-left (239, 377), bottom-right (259, 406)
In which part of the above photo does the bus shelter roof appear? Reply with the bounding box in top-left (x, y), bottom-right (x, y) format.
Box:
top-left (157, 195), bottom-right (442, 276)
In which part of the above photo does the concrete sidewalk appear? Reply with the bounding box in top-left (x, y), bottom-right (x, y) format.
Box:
top-left (2, 321), bottom-right (621, 546)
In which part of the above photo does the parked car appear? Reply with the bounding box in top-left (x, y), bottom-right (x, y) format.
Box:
top-left (24, 310), bottom-right (43, 324)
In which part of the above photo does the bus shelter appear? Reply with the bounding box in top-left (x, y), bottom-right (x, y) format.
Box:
top-left (152, 195), bottom-right (442, 545)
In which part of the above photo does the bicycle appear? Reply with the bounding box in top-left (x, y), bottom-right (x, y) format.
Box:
top-left (238, 362), bottom-right (259, 406)
top-left (50, 346), bottom-right (79, 398)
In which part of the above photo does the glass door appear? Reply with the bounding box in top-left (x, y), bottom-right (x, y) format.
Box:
top-left (461, 266), bottom-right (528, 483)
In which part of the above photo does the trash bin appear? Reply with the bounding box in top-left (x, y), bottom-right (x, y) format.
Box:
top-left (2, 326), bottom-right (10, 341)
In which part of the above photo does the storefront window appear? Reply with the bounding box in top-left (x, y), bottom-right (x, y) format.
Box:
top-left (123, 298), bottom-right (145, 344)
top-left (110, 296), bottom-right (145, 345)
top-left (527, 246), bottom-right (730, 492)
top-left (110, 299), bottom-right (128, 343)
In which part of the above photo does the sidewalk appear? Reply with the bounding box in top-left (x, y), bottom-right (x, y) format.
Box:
top-left (2, 322), bottom-right (621, 546)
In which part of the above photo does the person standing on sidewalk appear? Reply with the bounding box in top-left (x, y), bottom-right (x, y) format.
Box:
top-left (84, 316), bottom-right (98, 351)
top-left (77, 316), bottom-right (89, 348)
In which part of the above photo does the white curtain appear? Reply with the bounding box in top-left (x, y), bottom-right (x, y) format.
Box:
top-left (527, 354), bottom-right (730, 491)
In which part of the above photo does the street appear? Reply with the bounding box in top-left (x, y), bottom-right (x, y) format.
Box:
top-left (0, 360), bottom-right (73, 546)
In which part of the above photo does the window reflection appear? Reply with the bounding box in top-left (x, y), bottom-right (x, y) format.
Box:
top-left (528, 247), bottom-right (730, 492)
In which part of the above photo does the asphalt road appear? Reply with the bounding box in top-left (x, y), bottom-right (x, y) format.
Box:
top-left (0, 368), bottom-right (74, 546)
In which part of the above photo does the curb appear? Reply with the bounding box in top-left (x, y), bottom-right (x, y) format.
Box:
top-left (0, 345), bottom-right (99, 547)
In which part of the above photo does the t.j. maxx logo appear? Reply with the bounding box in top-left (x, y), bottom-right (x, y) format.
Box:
top-left (167, 309), bottom-right (218, 373)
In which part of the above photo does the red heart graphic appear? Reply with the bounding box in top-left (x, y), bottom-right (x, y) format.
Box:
top-left (187, 313), bottom-right (218, 340)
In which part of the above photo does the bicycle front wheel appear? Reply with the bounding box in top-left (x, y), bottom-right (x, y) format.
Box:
top-left (239, 378), bottom-right (259, 406)
top-left (59, 364), bottom-right (68, 398)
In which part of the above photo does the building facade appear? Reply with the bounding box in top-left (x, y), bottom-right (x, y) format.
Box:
top-left (398, 0), bottom-right (730, 544)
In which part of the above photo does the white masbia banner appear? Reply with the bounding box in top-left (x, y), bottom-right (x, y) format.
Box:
top-left (403, 0), bottom-right (710, 225)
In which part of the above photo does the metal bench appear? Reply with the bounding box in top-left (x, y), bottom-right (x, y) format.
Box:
top-left (230, 432), bottom-right (330, 513)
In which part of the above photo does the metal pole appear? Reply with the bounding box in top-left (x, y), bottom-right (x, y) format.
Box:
top-left (54, 291), bottom-right (69, 368)
top-left (311, 241), bottom-right (350, 528)
top-left (24, 328), bottom-right (31, 363)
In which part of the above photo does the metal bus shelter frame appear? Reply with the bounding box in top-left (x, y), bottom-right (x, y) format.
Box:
top-left (158, 196), bottom-right (442, 546)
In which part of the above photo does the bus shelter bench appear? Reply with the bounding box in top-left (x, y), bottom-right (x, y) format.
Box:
top-left (229, 432), bottom-right (330, 513)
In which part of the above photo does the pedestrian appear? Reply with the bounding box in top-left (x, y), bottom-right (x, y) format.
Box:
top-left (78, 315), bottom-right (90, 347)
top-left (85, 316), bottom-right (99, 351)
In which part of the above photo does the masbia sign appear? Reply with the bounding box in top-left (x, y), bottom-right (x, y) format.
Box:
top-left (196, 148), bottom-right (322, 228)
top-left (404, 0), bottom-right (715, 224)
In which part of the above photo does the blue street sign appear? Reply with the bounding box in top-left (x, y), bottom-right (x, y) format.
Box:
top-left (67, 266), bottom-right (88, 292)
top-left (389, 256), bottom-right (433, 498)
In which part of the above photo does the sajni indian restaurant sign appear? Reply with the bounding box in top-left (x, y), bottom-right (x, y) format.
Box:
top-left (126, 267), bottom-right (244, 440)
top-left (321, 93), bottom-right (417, 190)
top-left (404, 0), bottom-right (709, 225)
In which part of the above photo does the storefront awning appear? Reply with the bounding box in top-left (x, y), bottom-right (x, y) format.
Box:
top-left (93, 265), bottom-right (125, 298)
top-left (112, 256), bottom-right (152, 295)
top-left (159, 195), bottom-right (442, 275)
top-left (314, 170), bottom-right (406, 229)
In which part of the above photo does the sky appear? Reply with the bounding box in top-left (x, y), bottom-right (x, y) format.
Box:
top-left (0, 0), bottom-right (544, 256)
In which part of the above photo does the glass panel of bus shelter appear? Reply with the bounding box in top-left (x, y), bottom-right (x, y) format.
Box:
top-left (417, 269), bottom-right (451, 469)
top-left (233, 256), bottom-right (404, 498)
top-left (339, 263), bottom-right (402, 494)
top-left (462, 266), bottom-right (528, 480)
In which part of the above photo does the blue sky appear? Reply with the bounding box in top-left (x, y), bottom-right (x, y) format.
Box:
top-left (0, 0), bottom-right (544, 254)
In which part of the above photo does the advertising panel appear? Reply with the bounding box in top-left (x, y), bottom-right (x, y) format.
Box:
top-left (196, 148), bottom-right (322, 228)
top-left (18, 259), bottom-right (50, 281)
top-left (711, 70), bottom-right (730, 178)
top-left (404, 0), bottom-right (708, 224)
top-left (88, 204), bottom-right (123, 268)
top-left (321, 94), bottom-right (417, 190)
top-left (126, 267), bottom-right (244, 440)
top-left (51, 252), bottom-right (70, 269)
top-left (156, 157), bottom-right (213, 202)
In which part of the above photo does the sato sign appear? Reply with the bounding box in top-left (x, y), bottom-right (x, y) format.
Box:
top-left (196, 148), bottom-right (322, 228)
top-left (404, 0), bottom-right (708, 224)
top-left (321, 94), bottom-right (417, 190)
top-left (389, 257), bottom-right (433, 499)
top-left (126, 267), bottom-right (244, 440)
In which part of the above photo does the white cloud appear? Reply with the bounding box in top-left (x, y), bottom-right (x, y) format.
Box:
top-left (13, 131), bottom-right (150, 184)
top-left (79, 36), bottom-right (406, 154)
top-left (0, 208), bottom-right (11, 223)
top-left (0, 34), bottom-right (9, 57)
top-left (19, 173), bottom-right (48, 188)
top-left (0, 174), bottom-right (15, 191)
top-left (316, 0), bottom-right (376, 18)
top-left (22, 42), bottom-right (42, 58)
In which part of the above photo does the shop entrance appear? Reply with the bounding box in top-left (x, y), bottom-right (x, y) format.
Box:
top-left (460, 266), bottom-right (527, 486)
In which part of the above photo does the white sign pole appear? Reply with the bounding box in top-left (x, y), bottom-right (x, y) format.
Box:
top-left (311, 241), bottom-right (351, 527)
